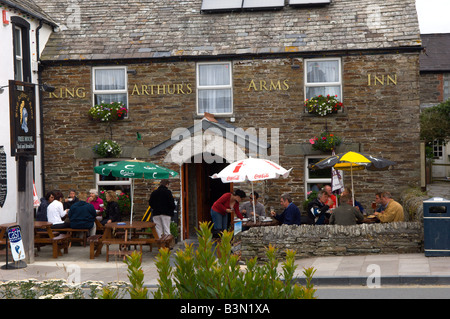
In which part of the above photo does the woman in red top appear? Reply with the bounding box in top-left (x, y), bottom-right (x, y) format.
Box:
top-left (211, 189), bottom-right (246, 232)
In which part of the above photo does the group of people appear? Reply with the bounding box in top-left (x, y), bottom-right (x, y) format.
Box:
top-left (308, 186), bottom-right (404, 226)
top-left (210, 189), bottom-right (303, 233)
top-left (209, 185), bottom-right (405, 232)
top-left (36, 188), bottom-right (123, 235)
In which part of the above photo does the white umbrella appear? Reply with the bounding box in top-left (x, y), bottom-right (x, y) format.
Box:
top-left (211, 157), bottom-right (292, 223)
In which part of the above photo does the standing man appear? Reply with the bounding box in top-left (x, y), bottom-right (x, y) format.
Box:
top-left (270, 193), bottom-right (301, 225)
top-left (374, 192), bottom-right (404, 223)
top-left (149, 179), bottom-right (175, 237)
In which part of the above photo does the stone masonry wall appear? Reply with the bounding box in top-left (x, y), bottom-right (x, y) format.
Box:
top-left (239, 222), bottom-right (423, 261)
top-left (41, 50), bottom-right (421, 219)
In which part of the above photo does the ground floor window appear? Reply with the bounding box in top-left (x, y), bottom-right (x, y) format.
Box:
top-left (95, 158), bottom-right (132, 217)
top-left (304, 156), bottom-right (332, 197)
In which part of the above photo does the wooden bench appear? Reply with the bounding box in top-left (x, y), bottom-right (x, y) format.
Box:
top-left (87, 234), bottom-right (103, 259)
top-left (156, 234), bottom-right (175, 249)
top-left (86, 220), bottom-right (106, 259)
top-left (101, 239), bottom-right (146, 262)
top-left (35, 234), bottom-right (70, 258)
top-left (54, 228), bottom-right (90, 247)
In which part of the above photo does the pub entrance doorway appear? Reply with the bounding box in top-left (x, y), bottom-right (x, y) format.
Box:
top-left (181, 158), bottom-right (231, 239)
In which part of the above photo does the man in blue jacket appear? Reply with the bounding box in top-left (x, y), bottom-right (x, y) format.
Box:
top-left (68, 192), bottom-right (97, 235)
top-left (270, 193), bottom-right (301, 225)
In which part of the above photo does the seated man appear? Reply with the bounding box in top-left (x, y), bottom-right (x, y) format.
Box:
top-left (374, 191), bottom-right (404, 223)
top-left (307, 190), bottom-right (331, 225)
top-left (270, 193), bottom-right (301, 225)
top-left (329, 193), bottom-right (364, 225)
top-left (68, 192), bottom-right (97, 235)
top-left (240, 191), bottom-right (265, 218)
top-left (323, 185), bottom-right (337, 209)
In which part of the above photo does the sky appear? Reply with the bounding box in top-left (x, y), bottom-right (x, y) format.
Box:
top-left (416, 0), bottom-right (450, 34)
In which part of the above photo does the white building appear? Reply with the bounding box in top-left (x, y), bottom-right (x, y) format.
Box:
top-left (0, 0), bottom-right (56, 223)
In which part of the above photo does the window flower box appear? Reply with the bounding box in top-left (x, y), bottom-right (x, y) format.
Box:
top-left (304, 95), bottom-right (343, 116)
top-left (88, 101), bottom-right (127, 122)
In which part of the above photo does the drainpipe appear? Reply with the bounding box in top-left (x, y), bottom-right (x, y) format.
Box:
top-left (36, 19), bottom-right (46, 195)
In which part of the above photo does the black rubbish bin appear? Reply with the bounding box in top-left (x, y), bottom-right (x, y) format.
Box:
top-left (423, 197), bottom-right (450, 257)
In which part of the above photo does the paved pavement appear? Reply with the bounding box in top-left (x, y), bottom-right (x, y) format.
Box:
top-left (0, 182), bottom-right (448, 289)
top-left (1, 241), bottom-right (450, 288)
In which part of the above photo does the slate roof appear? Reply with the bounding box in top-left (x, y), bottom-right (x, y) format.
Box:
top-left (33, 0), bottom-right (421, 62)
top-left (420, 34), bottom-right (450, 72)
top-left (0, 0), bottom-right (57, 27)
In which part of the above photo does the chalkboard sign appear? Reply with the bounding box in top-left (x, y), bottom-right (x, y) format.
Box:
top-left (0, 146), bottom-right (6, 208)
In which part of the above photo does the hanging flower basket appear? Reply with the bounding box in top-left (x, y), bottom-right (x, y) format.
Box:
top-left (93, 139), bottom-right (122, 158)
top-left (304, 95), bottom-right (343, 116)
top-left (88, 101), bottom-right (127, 122)
top-left (309, 132), bottom-right (341, 152)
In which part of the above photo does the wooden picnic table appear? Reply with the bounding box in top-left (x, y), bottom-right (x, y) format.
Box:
top-left (0, 223), bottom-right (20, 257)
top-left (34, 221), bottom-right (70, 258)
top-left (241, 218), bottom-right (280, 228)
top-left (102, 221), bottom-right (159, 262)
top-left (0, 223), bottom-right (18, 245)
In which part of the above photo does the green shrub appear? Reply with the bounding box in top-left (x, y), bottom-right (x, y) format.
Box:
top-left (153, 221), bottom-right (316, 299)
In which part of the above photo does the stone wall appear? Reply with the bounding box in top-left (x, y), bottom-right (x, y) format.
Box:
top-left (420, 73), bottom-right (444, 104)
top-left (239, 222), bottom-right (423, 261)
top-left (41, 51), bottom-right (421, 218)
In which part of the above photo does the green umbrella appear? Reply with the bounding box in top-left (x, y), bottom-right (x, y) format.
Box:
top-left (94, 159), bottom-right (178, 223)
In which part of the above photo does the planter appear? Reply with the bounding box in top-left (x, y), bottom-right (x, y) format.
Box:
top-left (93, 139), bottom-right (122, 158)
top-left (309, 132), bottom-right (341, 152)
top-left (88, 101), bottom-right (127, 122)
top-left (304, 95), bottom-right (343, 116)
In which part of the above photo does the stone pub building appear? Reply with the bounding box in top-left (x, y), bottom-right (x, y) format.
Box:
top-left (35, 0), bottom-right (422, 239)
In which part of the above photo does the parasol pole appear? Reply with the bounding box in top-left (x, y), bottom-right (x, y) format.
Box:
top-left (251, 181), bottom-right (256, 223)
top-left (130, 179), bottom-right (134, 224)
top-left (351, 164), bottom-right (355, 206)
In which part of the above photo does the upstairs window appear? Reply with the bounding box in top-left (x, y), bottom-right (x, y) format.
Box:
top-left (92, 66), bottom-right (128, 114)
top-left (444, 73), bottom-right (450, 101)
top-left (11, 17), bottom-right (31, 83)
top-left (197, 62), bottom-right (233, 115)
top-left (304, 58), bottom-right (342, 102)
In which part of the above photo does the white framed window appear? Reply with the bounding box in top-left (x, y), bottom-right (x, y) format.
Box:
top-left (92, 66), bottom-right (128, 114)
top-left (196, 62), bottom-right (233, 115)
top-left (304, 58), bottom-right (342, 102)
top-left (95, 158), bottom-right (132, 204)
top-left (433, 140), bottom-right (443, 159)
top-left (304, 156), bottom-right (332, 197)
top-left (444, 73), bottom-right (450, 101)
top-left (14, 26), bottom-right (24, 82)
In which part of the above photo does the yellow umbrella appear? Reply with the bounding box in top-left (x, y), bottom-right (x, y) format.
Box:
top-left (311, 151), bottom-right (395, 204)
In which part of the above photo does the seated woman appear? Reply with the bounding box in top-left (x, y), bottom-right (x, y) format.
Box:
top-left (47, 191), bottom-right (71, 229)
top-left (101, 190), bottom-right (121, 225)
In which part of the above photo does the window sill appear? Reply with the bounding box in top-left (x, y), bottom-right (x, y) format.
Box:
top-left (300, 112), bottom-right (347, 118)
